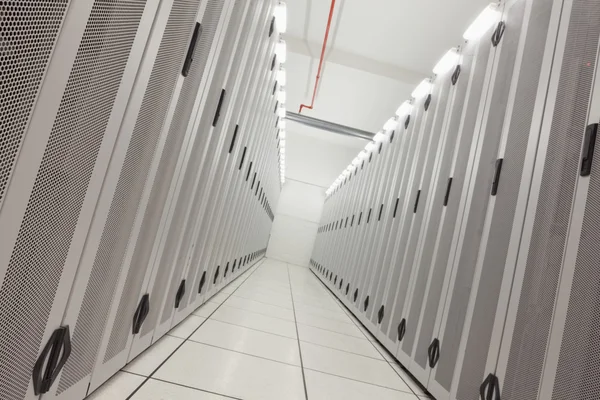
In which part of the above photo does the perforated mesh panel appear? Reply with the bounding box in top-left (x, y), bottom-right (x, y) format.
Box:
top-left (502, 1), bottom-right (600, 398)
top-left (0, 1), bottom-right (145, 398)
top-left (455, 1), bottom-right (554, 398)
top-left (57, 0), bottom-right (202, 389)
top-left (434, 2), bottom-right (525, 390)
top-left (0, 0), bottom-right (69, 210)
top-left (402, 50), bottom-right (473, 356)
top-left (138, 0), bottom-right (226, 337)
top-left (414, 35), bottom-right (492, 370)
top-left (104, 0), bottom-right (222, 362)
top-left (162, 0), bottom-right (250, 318)
top-left (158, 0), bottom-right (239, 327)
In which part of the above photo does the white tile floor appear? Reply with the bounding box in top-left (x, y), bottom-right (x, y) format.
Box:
top-left (88, 259), bottom-right (432, 400)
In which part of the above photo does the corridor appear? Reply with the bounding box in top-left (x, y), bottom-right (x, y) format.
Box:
top-left (87, 259), bottom-right (429, 400)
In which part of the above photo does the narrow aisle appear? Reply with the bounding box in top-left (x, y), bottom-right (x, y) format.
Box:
top-left (88, 259), bottom-right (428, 399)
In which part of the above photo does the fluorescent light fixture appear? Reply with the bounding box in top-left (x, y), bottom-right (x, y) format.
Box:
top-left (373, 130), bottom-right (386, 143)
top-left (352, 157), bottom-right (361, 166)
top-left (412, 79), bottom-right (432, 99)
top-left (395, 101), bottom-right (413, 117)
top-left (383, 117), bottom-right (398, 132)
top-left (280, 139), bottom-right (286, 147)
top-left (280, 146), bottom-right (286, 154)
top-left (463, 3), bottom-right (500, 41)
top-left (433, 48), bottom-right (460, 75)
top-left (275, 40), bottom-right (287, 63)
top-left (358, 150), bottom-right (369, 160)
top-left (280, 130), bottom-right (286, 139)
top-left (365, 141), bottom-right (377, 152)
top-left (277, 68), bottom-right (286, 85)
top-left (275, 2), bottom-right (287, 33)
top-left (277, 88), bottom-right (286, 103)
top-left (278, 120), bottom-right (286, 130)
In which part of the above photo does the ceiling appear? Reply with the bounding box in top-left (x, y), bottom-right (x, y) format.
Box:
top-left (283, 0), bottom-right (491, 188)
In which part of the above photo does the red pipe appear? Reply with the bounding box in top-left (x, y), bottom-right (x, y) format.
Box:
top-left (299, 0), bottom-right (337, 114)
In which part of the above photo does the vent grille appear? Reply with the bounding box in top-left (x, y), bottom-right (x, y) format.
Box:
top-left (503, 1), bottom-right (600, 399)
top-left (0, 1), bottom-right (146, 398)
top-left (456, 1), bottom-right (553, 398)
top-left (434, 1), bottom-right (526, 390)
top-left (401, 45), bottom-right (473, 357)
top-left (55, 0), bottom-right (203, 390)
top-left (414, 31), bottom-right (492, 370)
top-left (138, 0), bottom-right (226, 337)
top-left (0, 0), bottom-right (70, 210)
top-left (101, 0), bottom-right (205, 363)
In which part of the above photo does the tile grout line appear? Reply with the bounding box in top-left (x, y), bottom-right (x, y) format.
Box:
top-left (308, 268), bottom-right (426, 399)
top-left (121, 370), bottom-right (243, 400)
top-left (125, 258), bottom-right (265, 400)
top-left (286, 263), bottom-right (310, 400)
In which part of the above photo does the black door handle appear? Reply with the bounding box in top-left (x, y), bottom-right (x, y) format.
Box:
top-left (132, 294), bottom-right (150, 334)
top-left (198, 271), bottom-right (206, 293)
top-left (182, 23), bottom-right (202, 77)
top-left (581, 123), bottom-right (598, 176)
top-left (377, 305), bottom-right (385, 324)
top-left (32, 326), bottom-right (72, 395)
top-left (428, 338), bottom-right (440, 368)
top-left (398, 319), bottom-right (406, 341)
top-left (479, 373), bottom-right (500, 400)
top-left (363, 296), bottom-right (370, 311)
top-left (175, 280), bottom-right (186, 309)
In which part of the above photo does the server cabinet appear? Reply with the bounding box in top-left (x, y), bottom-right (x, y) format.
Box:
top-left (0, 0), bottom-right (161, 398)
top-left (493, 2), bottom-right (600, 399)
top-left (85, 0), bottom-right (231, 391)
top-left (125, 0), bottom-right (236, 361)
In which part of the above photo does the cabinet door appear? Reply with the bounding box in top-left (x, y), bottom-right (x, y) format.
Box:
top-left (494, 1), bottom-right (600, 399)
top-left (0, 0), bottom-right (158, 398)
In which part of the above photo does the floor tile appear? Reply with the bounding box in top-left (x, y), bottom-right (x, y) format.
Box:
top-left (131, 378), bottom-right (231, 399)
top-left (295, 311), bottom-right (364, 338)
top-left (192, 301), bottom-right (221, 318)
top-left (219, 285), bottom-right (236, 294)
top-left (301, 341), bottom-right (411, 392)
top-left (209, 291), bottom-right (230, 304)
top-left (391, 363), bottom-right (428, 396)
top-left (168, 315), bottom-right (206, 339)
top-left (292, 296), bottom-right (341, 311)
top-left (229, 291), bottom-right (294, 309)
top-left (210, 305), bottom-right (297, 338)
top-left (305, 369), bottom-right (418, 400)
top-left (297, 323), bottom-right (383, 359)
top-left (371, 339), bottom-right (398, 362)
top-left (225, 295), bottom-right (295, 321)
top-left (190, 319), bottom-right (300, 365)
top-left (123, 335), bottom-right (183, 376)
top-left (154, 341), bottom-right (305, 400)
top-left (86, 371), bottom-right (144, 400)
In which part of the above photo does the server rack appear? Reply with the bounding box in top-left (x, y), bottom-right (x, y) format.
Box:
top-left (0, 0), bottom-right (281, 398)
top-left (312, 1), bottom-right (600, 399)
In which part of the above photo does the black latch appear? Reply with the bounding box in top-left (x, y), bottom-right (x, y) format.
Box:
top-left (581, 123), bottom-right (598, 176)
top-left (33, 326), bottom-right (72, 395)
top-left (393, 197), bottom-right (400, 218)
top-left (377, 305), bottom-right (385, 324)
top-left (229, 125), bottom-right (239, 154)
top-left (269, 16), bottom-right (275, 37)
top-left (214, 266), bottom-right (220, 284)
top-left (444, 177), bottom-right (453, 206)
top-left (224, 263), bottom-right (229, 278)
top-left (346, 283), bottom-right (350, 295)
top-left (175, 280), bottom-right (186, 308)
top-left (413, 190), bottom-right (421, 213)
top-left (378, 203), bottom-right (384, 221)
top-left (339, 279), bottom-right (343, 289)
top-left (334, 275), bottom-right (337, 285)
top-left (491, 158), bottom-right (503, 196)
top-left (132, 294), bottom-right (150, 334)
top-left (182, 23), bottom-right (202, 77)
top-left (271, 54), bottom-right (277, 71)
top-left (428, 338), bottom-right (441, 368)
top-left (363, 296), bottom-right (370, 311)
top-left (239, 147), bottom-right (247, 170)
top-left (198, 271), bottom-right (206, 293)
top-left (405, 115), bottom-right (411, 129)
top-left (480, 373), bottom-right (501, 400)
top-left (424, 94), bottom-right (432, 111)
top-left (353, 288), bottom-right (359, 302)
top-left (451, 64), bottom-right (461, 85)
top-left (491, 21), bottom-right (506, 47)
top-left (212, 89), bottom-right (226, 127)
top-left (398, 319), bottom-right (406, 341)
